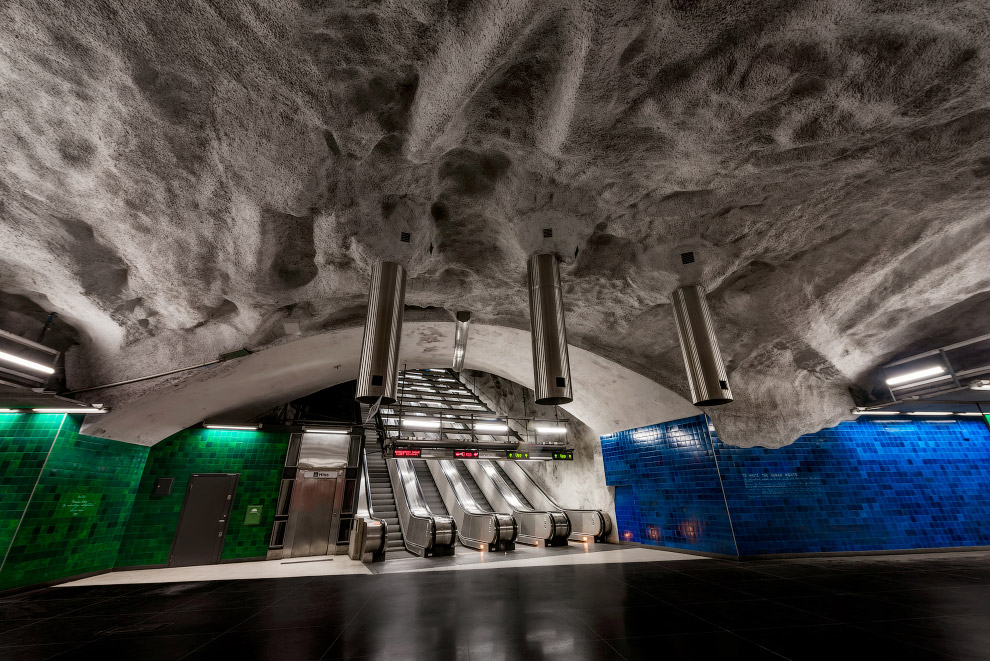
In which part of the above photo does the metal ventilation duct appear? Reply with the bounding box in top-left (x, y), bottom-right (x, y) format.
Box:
top-left (452, 311), bottom-right (471, 372)
top-left (355, 261), bottom-right (406, 404)
top-left (671, 285), bottom-right (733, 406)
top-left (527, 253), bottom-right (573, 405)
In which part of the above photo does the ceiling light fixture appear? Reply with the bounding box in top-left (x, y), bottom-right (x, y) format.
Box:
top-left (0, 350), bottom-right (55, 375)
top-left (474, 423), bottom-right (508, 432)
top-left (302, 427), bottom-right (350, 435)
top-left (907, 411), bottom-right (953, 416)
top-left (957, 412), bottom-right (983, 417)
top-left (853, 409), bottom-right (899, 416)
top-left (535, 426), bottom-right (568, 434)
top-left (401, 418), bottom-right (441, 429)
top-left (203, 423), bottom-right (260, 430)
top-left (0, 408), bottom-right (17, 413)
top-left (970, 380), bottom-right (990, 391)
top-left (33, 407), bottom-right (107, 414)
top-left (886, 366), bottom-right (945, 386)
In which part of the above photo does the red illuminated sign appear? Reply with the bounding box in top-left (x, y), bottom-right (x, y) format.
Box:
top-left (454, 450), bottom-right (479, 459)
top-left (394, 449), bottom-right (422, 458)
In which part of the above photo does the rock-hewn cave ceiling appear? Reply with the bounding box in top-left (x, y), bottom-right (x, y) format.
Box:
top-left (1, 1), bottom-right (989, 446)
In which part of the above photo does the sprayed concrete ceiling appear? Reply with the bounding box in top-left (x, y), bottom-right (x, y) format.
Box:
top-left (2, 1), bottom-right (989, 446)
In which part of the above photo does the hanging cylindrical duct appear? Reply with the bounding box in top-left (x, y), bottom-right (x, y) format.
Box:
top-left (670, 285), bottom-right (733, 406)
top-left (452, 311), bottom-right (471, 372)
top-left (355, 261), bottom-right (407, 404)
top-left (527, 253), bottom-right (573, 405)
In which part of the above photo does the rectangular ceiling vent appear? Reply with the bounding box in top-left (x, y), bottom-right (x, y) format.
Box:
top-left (542, 228), bottom-right (553, 238)
top-left (680, 251), bottom-right (696, 265)
top-left (400, 232), bottom-right (411, 243)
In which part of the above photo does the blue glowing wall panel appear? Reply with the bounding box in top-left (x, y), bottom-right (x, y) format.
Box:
top-left (602, 415), bottom-right (990, 556)
top-left (602, 417), bottom-right (737, 555)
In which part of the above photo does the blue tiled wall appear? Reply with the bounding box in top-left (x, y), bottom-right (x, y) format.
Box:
top-left (602, 417), bottom-right (737, 555)
top-left (602, 415), bottom-right (990, 556)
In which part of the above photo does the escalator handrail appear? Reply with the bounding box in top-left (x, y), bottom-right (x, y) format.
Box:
top-left (388, 457), bottom-right (456, 555)
top-left (438, 459), bottom-right (492, 515)
top-left (360, 445), bottom-right (388, 557)
top-left (503, 460), bottom-right (611, 540)
top-left (431, 459), bottom-right (517, 549)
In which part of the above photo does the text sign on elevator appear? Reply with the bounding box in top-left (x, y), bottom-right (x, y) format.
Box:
top-left (310, 471), bottom-right (336, 479)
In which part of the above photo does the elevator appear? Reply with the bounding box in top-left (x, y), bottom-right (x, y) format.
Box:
top-left (270, 430), bottom-right (362, 559)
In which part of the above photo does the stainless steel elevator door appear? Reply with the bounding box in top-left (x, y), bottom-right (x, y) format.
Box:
top-left (283, 470), bottom-right (338, 558)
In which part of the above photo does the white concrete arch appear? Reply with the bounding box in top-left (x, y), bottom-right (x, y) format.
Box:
top-left (83, 323), bottom-right (699, 446)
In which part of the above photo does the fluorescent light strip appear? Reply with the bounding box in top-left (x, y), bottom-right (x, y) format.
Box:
top-left (474, 423), bottom-right (508, 432)
top-left (0, 350), bottom-right (55, 375)
top-left (535, 426), bottom-right (568, 434)
top-left (401, 418), bottom-right (441, 429)
top-left (302, 427), bottom-right (350, 435)
top-left (33, 407), bottom-right (107, 414)
top-left (957, 412), bottom-right (983, 417)
top-left (0, 408), bottom-right (16, 413)
top-left (854, 410), bottom-right (899, 416)
top-left (203, 423), bottom-right (259, 430)
top-left (886, 366), bottom-right (945, 385)
top-left (907, 411), bottom-right (953, 416)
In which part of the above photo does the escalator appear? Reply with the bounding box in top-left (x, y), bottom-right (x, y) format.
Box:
top-left (467, 460), bottom-right (570, 547)
top-left (488, 461), bottom-right (534, 509)
top-left (412, 460), bottom-right (448, 516)
top-left (496, 460), bottom-right (612, 543)
top-left (431, 460), bottom-right (516, 552)
top-left (388, 458), bottom-right (457, 557)
top-left (454, 460), bottom-right (493, 511)
top-left (365, 445), bottom-right (405, 553)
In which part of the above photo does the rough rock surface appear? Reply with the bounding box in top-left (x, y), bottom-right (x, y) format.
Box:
top-left (1, 1), bottom-right (989, 446)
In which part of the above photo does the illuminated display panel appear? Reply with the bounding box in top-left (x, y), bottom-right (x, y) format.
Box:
top-left (454, 450), bottom-right (479, 458)
top-left (552, 452), bottom-right (573, 460)
top-left (394, 449), bottom-right (422, 458)
top-left (506, 451), bottom-right (529, 460)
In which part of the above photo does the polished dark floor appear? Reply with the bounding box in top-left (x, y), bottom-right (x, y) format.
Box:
top-left (2, 552), bottom-right (990, 660)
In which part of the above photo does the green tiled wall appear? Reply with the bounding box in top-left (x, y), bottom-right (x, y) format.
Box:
top-left (0, 413), bottom-right (149, 591)
top-left (117, 428), bottom-right (288, 567)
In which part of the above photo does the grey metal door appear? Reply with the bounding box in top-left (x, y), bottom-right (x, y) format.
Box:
top-left (170, 473), bottom-right (239, 567)
top-left (283, 470), bottom-right (338, 557)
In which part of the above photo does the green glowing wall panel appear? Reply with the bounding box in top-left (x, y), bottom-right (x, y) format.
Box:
top-left (117, 428), bottom-right (288, 567)
top-left (0, 413), bottom-right (148, 591)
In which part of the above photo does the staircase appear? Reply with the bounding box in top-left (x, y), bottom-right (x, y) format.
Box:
top-left (365, 444), bottom-right (405, 552)
top-left (412, 460), bottom-right (449, 516)
top-left (382, 369), bottom-right (526, 445)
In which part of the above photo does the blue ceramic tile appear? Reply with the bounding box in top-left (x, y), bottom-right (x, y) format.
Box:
top-left (602, 415), bottom-right (990, 556)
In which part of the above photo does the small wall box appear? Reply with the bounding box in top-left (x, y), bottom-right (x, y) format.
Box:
top-left (244, 505), bottom-right (263, 526)
top-left (152, 477), bottom-right (174, 498)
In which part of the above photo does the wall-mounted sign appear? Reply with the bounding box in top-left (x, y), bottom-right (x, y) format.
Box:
top-left (310, 471), bottom-right (337, 479)
top-left (552, 451), bottom-right (573, 460)
top-left (506, 451), bottom-right (529, 460)
top-left (56, 492), bottom-right (102, 518)
top-left (454, 450), bottom-right (479, 459)
top-left (394, 449), bottom-right (421, 458)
